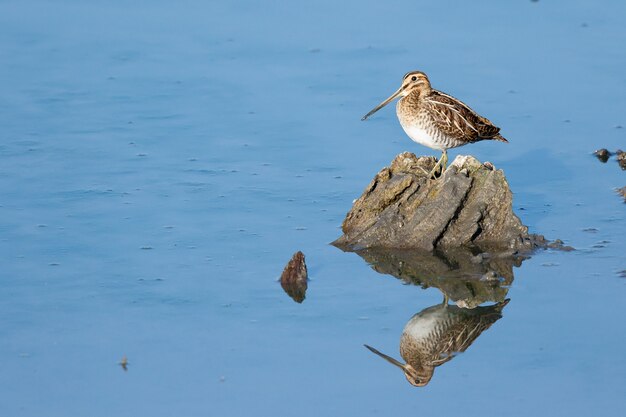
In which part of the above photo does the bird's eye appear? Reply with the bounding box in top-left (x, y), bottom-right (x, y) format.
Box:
top-left (411, 76), bottom-right (417, 81)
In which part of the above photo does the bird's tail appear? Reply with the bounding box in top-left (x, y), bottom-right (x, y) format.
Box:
top-left (493, 134), bottom-right (508, 143)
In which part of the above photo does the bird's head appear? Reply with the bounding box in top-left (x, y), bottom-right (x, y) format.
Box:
top-left (361, 71), bottom-right (431, 121)
top-left (364, 344), bottom-right (432, 387)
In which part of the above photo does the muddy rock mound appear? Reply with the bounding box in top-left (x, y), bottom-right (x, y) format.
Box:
top-left (333, 152), bottom-right (548, 252)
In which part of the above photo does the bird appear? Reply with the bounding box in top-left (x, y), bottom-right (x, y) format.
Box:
top-left (362, 71), bottom-right (508, 179)
top-left (364, 297), bottom-right (509, 386)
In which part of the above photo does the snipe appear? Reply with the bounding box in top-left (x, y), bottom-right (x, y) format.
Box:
top-left (362, 71), bottom-right (508, 178)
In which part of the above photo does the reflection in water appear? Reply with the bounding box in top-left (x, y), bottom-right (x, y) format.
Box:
top-left (366, 298), bottom-right (509, 387)
top-left (354, 247), bottom-right (526, 308)
top-left (348, 246), bottom-right (523, 386)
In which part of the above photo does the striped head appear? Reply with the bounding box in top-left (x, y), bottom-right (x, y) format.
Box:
top-left (362, 71), bottom-right (432, 121)
top-left (364, 344), bottom-right (432, 387)
top-left (402, 71), bottom-right (431, 94)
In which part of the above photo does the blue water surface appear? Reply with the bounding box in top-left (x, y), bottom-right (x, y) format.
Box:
top-left (1, 1), bottom-right (624, 416)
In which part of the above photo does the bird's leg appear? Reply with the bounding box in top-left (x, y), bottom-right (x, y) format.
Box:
top-left (426, 159), bottom-right (440, 180)
top-left (427, 150), bottom-right (447, 180)
top-left (442, 294), bottom-right (449, 306)
top-left (415, 165), bottom-right (431, 178)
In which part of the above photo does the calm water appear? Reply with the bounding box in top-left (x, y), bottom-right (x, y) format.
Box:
top-left (1, 1), bottom-right (625, 416)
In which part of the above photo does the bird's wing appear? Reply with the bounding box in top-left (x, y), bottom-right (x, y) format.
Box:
top-left (430, 309), bottom-right (504, 364)
top-left (424, 90), bottom-right (501, 140)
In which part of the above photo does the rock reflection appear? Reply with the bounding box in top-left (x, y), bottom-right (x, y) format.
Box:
top-left (365, 297), bottom-right (509, 387)
top-left (354, 247), bottom-right (526, 308)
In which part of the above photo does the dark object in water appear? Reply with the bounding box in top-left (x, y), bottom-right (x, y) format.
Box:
top-left (591, 149), bottom-right (626, 201)
top-left (333, 152), bottom-right (557, 253)
top-left (280, 251), bottom-right (308, 303)
top-left (594, 148), bottom-right (611, 163)
top-left (119, 356), bottom-right (128, 371)
top-left (593, 148), bottom-right (626, 170)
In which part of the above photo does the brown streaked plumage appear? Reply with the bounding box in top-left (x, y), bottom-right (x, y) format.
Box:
top-left (365, 298), bottom-right (509, 387)
top-left (362, 71), bottom-right (508, 178)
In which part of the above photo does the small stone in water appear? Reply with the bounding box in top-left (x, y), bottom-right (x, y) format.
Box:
top-left (280, 251), bottom-right (308, 303)
top-left (593, 148), bottom-right (610, 163)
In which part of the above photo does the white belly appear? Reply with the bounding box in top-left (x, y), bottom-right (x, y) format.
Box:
top-left (400, 124), bottom-right (446, 151)
top-left (403, 309), bottom-right (446, 341)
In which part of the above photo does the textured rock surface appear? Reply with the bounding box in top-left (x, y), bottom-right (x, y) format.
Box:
top-left (280, 251), bottom-right (308, 303)
top-left (334, 152), bottom-right (542, 252)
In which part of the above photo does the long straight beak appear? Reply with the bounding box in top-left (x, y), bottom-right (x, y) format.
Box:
top-left (361, 86), bottom-right (404, 121)
top-left (364, 344), bottom-right (407, 371)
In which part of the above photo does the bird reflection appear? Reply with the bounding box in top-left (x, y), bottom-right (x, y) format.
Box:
top-left (331, 245), bottom-right (528, 386)
top-left (365, 296), bottom-right (509, 386)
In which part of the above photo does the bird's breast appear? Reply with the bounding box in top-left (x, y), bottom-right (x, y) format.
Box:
top-left (396, 101), bottom-right (446, 151)
top-left (402, 308), bottom-right (450, 342)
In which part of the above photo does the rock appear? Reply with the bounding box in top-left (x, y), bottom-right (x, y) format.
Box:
top-left (593, 148), bottom-right (626, 169)
top-left (616, 150), bottom-right (626, 170)
top-left (333, 153), bottom-right (545, 252)
top-left (546, 239), bottom-right (575, 251)
top-left (280, 251), bottom-right (308, 303)
top-left (594, 148), bottom-right (611, 163)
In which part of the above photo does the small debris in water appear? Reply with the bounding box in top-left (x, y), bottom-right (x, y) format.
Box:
top-left (593, 148), bottom-right (626, 170)
top-left (594, 148), bottom-right (610, 163)
top-left (119, 356), bottom-right (128, 371)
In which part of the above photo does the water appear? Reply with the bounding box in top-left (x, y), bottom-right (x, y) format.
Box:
top-left (1, 0), bottom-right (624, 416)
